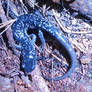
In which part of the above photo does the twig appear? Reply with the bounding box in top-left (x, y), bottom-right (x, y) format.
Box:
top-left (52, 9), bottom-right (92, 35)
top-left (0, 19), bottom-right (16, 28)
top-left (35, 45), bottom-right (61, 62)
top-left (0, 0), bottom-right (20, 56)
top-left (0, 20), bottom-right (16, 35)
top-left (13, 76), bottom-right (18, 92)
top-left (31, 65), bottom-right (50, 92)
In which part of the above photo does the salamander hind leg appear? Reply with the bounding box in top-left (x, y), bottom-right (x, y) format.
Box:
top-left (15, 44), bottom-right (23, 51)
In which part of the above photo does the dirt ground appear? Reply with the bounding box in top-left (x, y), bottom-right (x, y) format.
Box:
top-left (0, 0), bottom-right (92, 92)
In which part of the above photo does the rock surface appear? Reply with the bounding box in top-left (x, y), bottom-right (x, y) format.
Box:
top-left (69, 0), bottom-right (92, 19)
top-left (52, 0), bottom-right (92, 19)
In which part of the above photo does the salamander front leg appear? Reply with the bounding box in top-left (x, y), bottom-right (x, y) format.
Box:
top-left (38, 29), bottom-right (46, 52)
top-left (29, 33), bottom-right (36, 44)
top-left (15, 44), bottom-right (23, 51)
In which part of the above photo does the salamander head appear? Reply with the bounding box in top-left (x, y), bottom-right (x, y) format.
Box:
top-left (22, 60), bottom-right (36, 73)
top-left (21, 51), bottom-right (37, 73)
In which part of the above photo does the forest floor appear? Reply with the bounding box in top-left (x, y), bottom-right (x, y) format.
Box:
top-left (0, 0), bottom-right (92, 92)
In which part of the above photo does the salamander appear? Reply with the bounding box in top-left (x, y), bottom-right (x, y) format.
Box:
top-left (2, 1), bottom-right (77, 81)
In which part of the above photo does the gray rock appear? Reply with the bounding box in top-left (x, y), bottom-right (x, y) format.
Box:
top-left (69, 0), bottom-right (92, 19)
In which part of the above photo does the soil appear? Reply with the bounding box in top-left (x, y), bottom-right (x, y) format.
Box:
top-left (0, 0), bottom-right (92, 92)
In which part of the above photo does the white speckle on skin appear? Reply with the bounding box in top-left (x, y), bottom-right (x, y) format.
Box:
top-left (60, 37), bottom-right (66, 43)
top-left (29, 51), bottom-right (32, 54)
top-left (22, 64), bottom-right (25, 68)
top-left (17, 32), bottom-right (24, 39)
top-left (69, 48), bottom-right (72, 51)
top-left (29, 55), bottom-right (33, 59)
top-left (56, 31), bottom-right (59, 35)
top-left (14, 33), bottom-right (19, 38)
